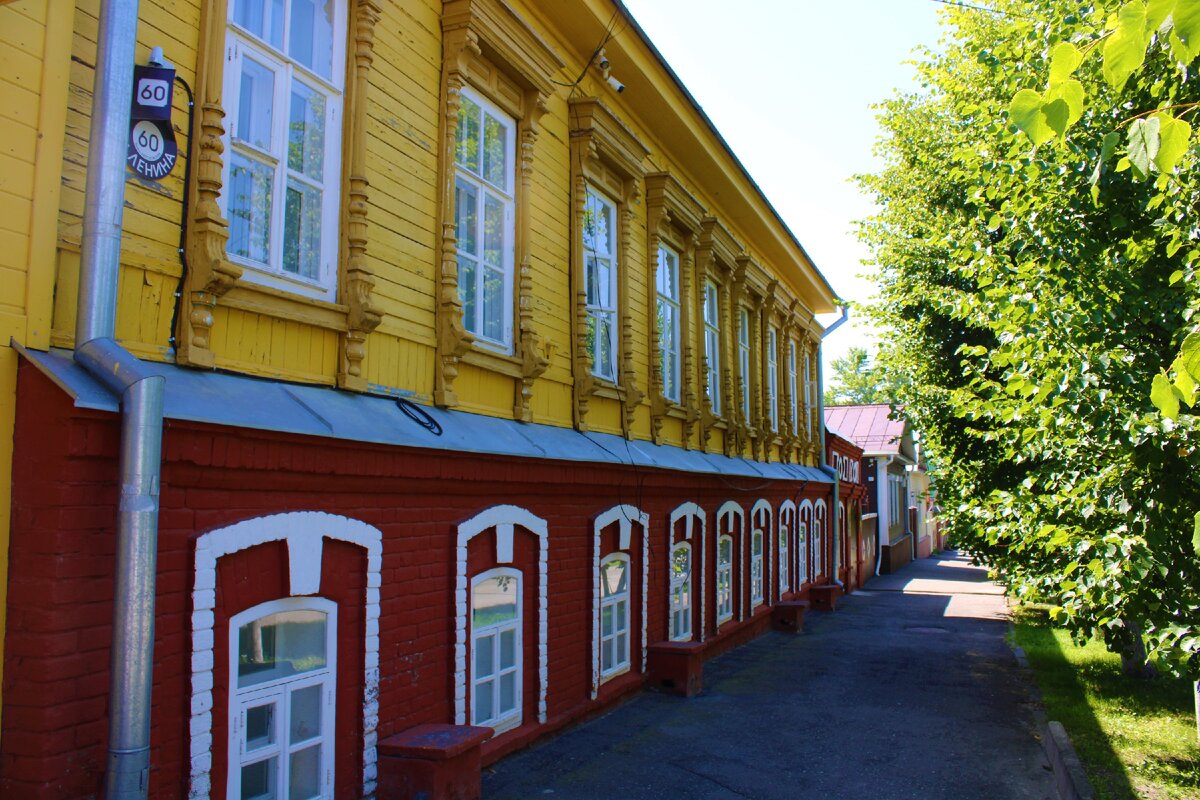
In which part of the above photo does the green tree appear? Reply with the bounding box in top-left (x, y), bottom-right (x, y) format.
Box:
top-left (824, 346), bottom-right (902, 405)
top-left (859, 0), bottom-right (1200, 677)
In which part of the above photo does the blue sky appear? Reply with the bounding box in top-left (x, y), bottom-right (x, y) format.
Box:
top-left (621, 0), bottom-right (946, 376)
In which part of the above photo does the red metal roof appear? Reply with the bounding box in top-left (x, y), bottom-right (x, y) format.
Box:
top-left (824, 404), bottom-right (907, 455)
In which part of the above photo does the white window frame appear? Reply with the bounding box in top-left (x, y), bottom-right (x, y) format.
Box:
top-left (788, 341), bottom-right (798, 433)
top-left (599, 553), bottom-right (632, 679)
top-left (669, 542), bottom-right (693, 642)
top-left (228, 596), bottom-right (337, 800)
top-left (222, 0), bottom-right (346, 300)
top-left (704, 280), bottom-right (721, 414)
top-left (470, 567), bottom-right (523, 733)
top-left (798, 502), bottom-right (812, 586)
top-left (584, 187), bottom-right (619, 380)
top-left (656, 244), bottom-right (682, 404)
top-left (778, 520), bottom-right (791, 594)
top-left (716, 534), bottom-right (734, 623)
top-left (750, 529), bottom-right (764, 608)
top-left (454, 86), bottom-right (516, 351)
top-left (767, 327), bottom-right (779, 433)
top-left (738, 308), bottom-right (751, 421)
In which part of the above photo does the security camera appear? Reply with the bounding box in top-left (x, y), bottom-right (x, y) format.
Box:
top-left (606, 75), bottom-right (625, 93)
top-left (598, 55), bottom-right (610, 71)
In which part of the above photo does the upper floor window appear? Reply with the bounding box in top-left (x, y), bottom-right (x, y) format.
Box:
top-left (224, 0), bottom-right (345, 300)
top-left (716, 535), bottom-right (734, 623)
top-left (656, 245), bottom-right (682, 404)
top-left (229, 597), bottom-right (336, 800)
top-left (750, 529), bottom-right (764, 607)
top-left (788, 341), bottom-right (798, 433)
top-left (455, 88), bottom-right (515, 350)
top-left (669, 543), bottom-right (692, 641)
top-left (584, 188), bottom-right (619, 381)
top-left (704, 281), bottom-right (721, 414)
top-left (804, 351), bottom-right (813, 435)
top-left (600, 555), bottom-right (631, 678)
top-left (471, 568), bottom-right (522, 732)
top-left (738, 309), bottom-right (751, 421)
top-left (767, 327), bottom-right (779, 433)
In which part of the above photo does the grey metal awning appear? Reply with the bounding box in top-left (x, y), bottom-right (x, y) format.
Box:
top-left (18, 345), bottom-right (832, 484)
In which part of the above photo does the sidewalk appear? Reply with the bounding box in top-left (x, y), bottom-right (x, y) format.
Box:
top-left (482, 551), bottom-right (1056, 800)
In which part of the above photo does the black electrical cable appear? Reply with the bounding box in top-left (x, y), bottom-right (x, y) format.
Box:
top-left (396, 397), bottom-right (443, 436)
top-left (168, 74), bottom-right (195, 354)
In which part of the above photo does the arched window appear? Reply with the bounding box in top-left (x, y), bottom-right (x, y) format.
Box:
top-left (228, 597), bottom-right (337, 800)
top-left (814, 501), bottom-right (828, 579)
top-left (669, 542), bottom-right (692, 641)
top-left (471, 567), bottom-right (522, 732)
top-left (599, 555), bottom-right (631, 678)
top-left (779, 501), bottom-right (796, 596)
top-left (717, 535), bottom-right (734, 623)
top-left (798, 502), bottom-right (812, 586)
top-left (750, 529), bottom-right (764, 608)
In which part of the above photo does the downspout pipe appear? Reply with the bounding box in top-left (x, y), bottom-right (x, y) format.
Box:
top-left (75, 1), bottom-right (165, 798)
top-left (875, 455), bottom-right (894, 577)
top-left (817, 305), bottom-right (849, 587)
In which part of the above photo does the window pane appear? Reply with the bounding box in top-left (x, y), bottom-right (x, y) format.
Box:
top-left (595, 312), bottom-right (614, 379)
top-left (230, 154), bottom-right (273, 266)
top-left (719, 538), bottom-right (731, 564)
top-left (602, 559), bottom-right (628, 596)
top-left (454, 179), bottom-right (478, 256)
top-left (585, 256), bottom-right (600, 306)
top-left (474, 678), bottom-right (494, 723)
top-left (601, 605), bottom-right (613, 636)
top-left (482, 265), bottom-right (504, 342)
top-left (234, 0), bottom-right (284, 50)
top-left (456, 96), bottom-right (481, 173)
top-left (616, 631), bottom-right (627, 664)
top-left (482, 194), bottom-right (504, 268)
top-left (289, 685), bottom-right (322, 744)
top-left (237, 609), bottom-right (326, 688)
top-left (288, 83), bottom-right (325, 180)
top-left (472, 575), bottom-right (518, 628)
top-left (245, 701), bottom-right (276, 752)
top-left (601, 638), bottom-right (613, 671)
top-left (499, 628), bottom-right (516, 669)
top-left (753, 532), bottom-right (763, 556)
top-left (288, 0), bottom-right (334, 79)
top-left (240, 756), bottom-right (277, 800)
top-left (482, 112), bottom-right (508, 190)
top-left (458, 255), bottom-right (477, 332)
top-left (671, 546), bottom-right (690, 583)
top-left (475, 633), bottom-right (495, 677)
top-left (236, 57), bottom-right (275, 151)
top-left (288, 744), bottom-right (321, 800)
top-left (499, 671), bottom-right (516, 714)
top-left (283, 181), bottom-right (321, 279)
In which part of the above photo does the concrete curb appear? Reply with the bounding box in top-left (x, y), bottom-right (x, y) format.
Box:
top-left (1010, 643), bottom-right (1097, 800)
top-left (1043, 720), bottom-right (1095, 800)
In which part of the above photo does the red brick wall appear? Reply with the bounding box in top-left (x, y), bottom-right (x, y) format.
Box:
top-left (3, 363), bottom-right (832, 798)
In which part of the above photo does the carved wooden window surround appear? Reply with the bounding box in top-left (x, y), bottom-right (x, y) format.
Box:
top-left (732, 258), bottom-right (767, 459)
top-left (436, 0), bottom-right (565, 421)
top-left (569, 97), bottom-right (648, 433)
top-left (695, 217), bottom-right (741, 450)
top-left (645, 172), bottom-right (704, 446)
top-left (181, 0), bottom-right (383, 391)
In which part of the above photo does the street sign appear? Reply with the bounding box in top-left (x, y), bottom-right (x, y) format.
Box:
top-left (128, 119), bottom-right (177, 180)
top-left (128, 62), bottom-right (178, 180)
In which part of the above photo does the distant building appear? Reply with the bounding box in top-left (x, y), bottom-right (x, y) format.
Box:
top-left (825, 404), bottom-right (925, 573)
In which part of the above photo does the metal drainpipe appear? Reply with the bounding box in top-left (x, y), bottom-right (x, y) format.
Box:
top-left (875, 455), bottom-right (893, 577)
top-left (817, 305), bottom-right (849, 586)
top-left (75, 1), bottom-right (165, 798)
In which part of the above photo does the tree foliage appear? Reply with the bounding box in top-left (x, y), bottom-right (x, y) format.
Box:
top-left (859, 0), bottom-right (1200, 675)
top-left (824, 346), bottom-right (903, 405)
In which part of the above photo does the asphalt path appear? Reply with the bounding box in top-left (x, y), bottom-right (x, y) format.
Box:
top-left (482, 551), bottom-right (1056, 800)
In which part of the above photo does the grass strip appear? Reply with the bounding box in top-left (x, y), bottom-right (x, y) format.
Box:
top-left (1011, 605), bottom-right (1200, 800)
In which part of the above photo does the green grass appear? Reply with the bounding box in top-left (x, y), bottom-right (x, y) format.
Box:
top-left (1011, 606), bottom-right (1200, 800)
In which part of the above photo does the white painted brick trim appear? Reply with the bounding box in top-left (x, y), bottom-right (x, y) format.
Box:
top-left (590, 505), bottom-right (650, 698)
top-left (454, 505), bottom-right (549, 726)
top-left (189, 511), bottom-right (383, 800)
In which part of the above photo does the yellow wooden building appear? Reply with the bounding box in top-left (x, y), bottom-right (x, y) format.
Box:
top-left (0, 0), bottom-right (841, 796)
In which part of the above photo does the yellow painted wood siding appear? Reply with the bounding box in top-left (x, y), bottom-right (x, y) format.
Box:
top-left (35, 0), bottom-right (822, 466)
